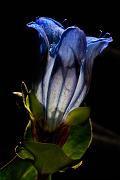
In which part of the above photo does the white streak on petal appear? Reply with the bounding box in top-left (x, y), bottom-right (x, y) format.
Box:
top-left (55, 67), bottom-right (77, 123)
top-left (70, 85), bottom-right (87, 111)
top-left (64, 85), bottom-right (87, 120)
top-left (36, 82), bottom-right (43, 104)
top-left (47, 68), bottom-right (63, 122)
top-left (86, 36), bottom-right (98, 44)
top-left (63, 62), bottom-right (85, 118)
top-left (42, 55), bottom-right (56, 110)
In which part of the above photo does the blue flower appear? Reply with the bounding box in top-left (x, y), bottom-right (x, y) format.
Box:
top-left (27, 17), bottom-right (112, 132)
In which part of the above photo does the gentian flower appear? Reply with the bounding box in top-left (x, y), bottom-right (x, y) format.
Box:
top-left (1, 17), bottom-right (112, 179)
top-left (20, 17), bottom-right (112, 145)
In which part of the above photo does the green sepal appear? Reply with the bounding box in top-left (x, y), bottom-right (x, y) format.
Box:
top-left (16, 82), bottom-right (44, 122)
top-left (15, 145), bottom-right (34, 161)
top-left (65, 107), bottom-right (90, 126)
top-left (71, 160), bottom-right (83, 169)
top-left (12, 82), bottom-right (31, 115)
top-left (63, 118), bottom-right (92, 160)
top-left (21, 82), bottom-right (29, 109)
top-left (24, 120), bottom-right (33, 141)
top-left (0, 156), bottom-right (38, 180)
top-left (28, 90), bottom-right (44, 120)
top-left (22, 107), bottom-right (92, 174)
top-left (24, 142), bottom-right (72, 174)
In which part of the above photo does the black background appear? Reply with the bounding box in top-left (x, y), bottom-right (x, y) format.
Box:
top-left (0, 2), bottom-right (120, 179)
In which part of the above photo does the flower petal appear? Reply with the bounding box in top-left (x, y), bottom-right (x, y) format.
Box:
top-left (36, 55), bottom-right (56, 111)
top-left (63, 62), bottom-right (85, 118)
top-left (35, 17), bottom-right (64, 45)
top-left (85, 36), bottom-right (113, 85)
top-left (27, 22), bottom-right (49, 53)
top-left (64, 37), bottom-right (112, 118)
top-left (27, 22), bottom-right (49, 105)
top-left (46, 27), bottom-right (86, 130)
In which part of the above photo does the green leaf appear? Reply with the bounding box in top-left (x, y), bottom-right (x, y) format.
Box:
top-left (65, 107), bottom-right (90, 126)
top-left (63, 119), bottom-right (92, 160)
top-left (24, 142), bottom-right (72, 174)
top-left (0, 156), bottom-right (38, 180)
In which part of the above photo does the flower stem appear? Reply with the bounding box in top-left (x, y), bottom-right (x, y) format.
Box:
top-left (48, 174), bottom-right (52, 180)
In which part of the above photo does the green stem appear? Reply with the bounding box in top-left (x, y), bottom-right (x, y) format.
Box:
top-left (48, 174), bottom-right (52, 180)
